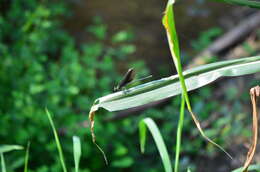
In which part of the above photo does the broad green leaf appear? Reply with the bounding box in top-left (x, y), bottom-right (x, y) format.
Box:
top-left (213, 0), bottom-right (260, 8)
top-left (89, 56), bottom-right (260, 159)
top-left (139, 118), bottom-right (172, 172)
top-left (45, 108), bottom-right (67, 172)
top-left (0, 145), bottom-right (23, 154)
top-left (1, 153), bottom-right (6, 172)
top-left (232, 164), bottom-right (260, 172)
top-left (90, 56), bottom-right (260, 112)
top-left (73, 136), bottom-right (81, 172)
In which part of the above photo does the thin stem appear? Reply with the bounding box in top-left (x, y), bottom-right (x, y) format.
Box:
top-left (174, 94), bottom-right (185, 172)
top-left (1, 153), bottom-right (6, 172)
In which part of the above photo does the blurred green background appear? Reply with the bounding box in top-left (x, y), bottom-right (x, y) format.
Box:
top-left (0, 0), bottom-right (259, 171)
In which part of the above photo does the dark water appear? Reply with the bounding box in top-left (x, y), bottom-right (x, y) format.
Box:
top-left (65, 0), bottom-right (236, 75)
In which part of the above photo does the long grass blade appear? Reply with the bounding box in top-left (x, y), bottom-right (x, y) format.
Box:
top-left (213, 0), bottom-right (260, 8)
top-left (0, 145), bottom-right (23, 154)
top-left (139, 119), bottom-right (147, 154)
top-left (24, 142), bottom-right (30, 172)
top-left (90, 56), bottom-right (260, 112)
top-left (45, 108), bottom-right (67, 172)
top-left (1, 153), bottom-right (6, 172)
top-left (0, 145), bottom-right (23, 172)
top-left (73, 136), bottom-right (81, 172)
top-left (174, 95), bottom-right (185, 172)
top-left (163, 0), bottom-right (232, 158)
top-left (89, 56), bottom-right (260, 149)
top-left (139, 118), bottom-right (172, 172)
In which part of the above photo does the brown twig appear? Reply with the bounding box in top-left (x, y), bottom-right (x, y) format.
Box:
top-left (188, 11), bottom-right (260, 68)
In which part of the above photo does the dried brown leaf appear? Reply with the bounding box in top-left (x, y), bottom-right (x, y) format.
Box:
top-left (88, 105), bottom-right (108, 165)
top-left (242, 85), bottom-right (260, 172)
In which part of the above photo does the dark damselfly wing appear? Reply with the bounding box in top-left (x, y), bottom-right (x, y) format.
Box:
top-left (114, 68), bottom-right (135, 92)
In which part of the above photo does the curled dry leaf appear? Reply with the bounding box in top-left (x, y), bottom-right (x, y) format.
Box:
top-left (243, 85), bottom-right (260, 172)
top-left (88, 106), bottom-right (108, 165)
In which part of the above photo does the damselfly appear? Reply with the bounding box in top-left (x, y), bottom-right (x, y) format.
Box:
top-left (114, 68), bottom-right (152, 92)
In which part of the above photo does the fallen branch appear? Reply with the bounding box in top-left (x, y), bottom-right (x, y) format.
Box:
top-left (188, 11), bottom-right (260, 68)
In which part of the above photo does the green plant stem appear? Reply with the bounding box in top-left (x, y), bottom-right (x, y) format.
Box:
top-left (24, 142), bottom-right (30, 172)
top-left (45, 108), bottom-right (67, 172)
top-left (1, 153), bottom-right (6, 172)
top-left (164, 3), bottom-right (232, 159)
top-left (174, 95), bottom-right (185, 172)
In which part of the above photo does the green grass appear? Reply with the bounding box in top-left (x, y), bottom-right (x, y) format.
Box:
top-left (139, 118), bottom-right (172, 172)
top-left (174, 95), bottom-right (185, 172)
top-left (88, 0), bottom-right (260, 170)
top-left (73, 136), bottom-right (82, 172)
top-left (24, 142), bottom-right (30, 172)
top-left (1, 153), bottom-right (6, 172)
top-left (45, 108), bottom-right (67, 172)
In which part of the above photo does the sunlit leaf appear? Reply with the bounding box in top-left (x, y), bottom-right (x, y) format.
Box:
top-left (90, 56), bottom-right (260, 112)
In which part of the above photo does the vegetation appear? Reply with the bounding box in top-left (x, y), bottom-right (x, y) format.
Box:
top-left (0, 0), bottom-right (260, 172)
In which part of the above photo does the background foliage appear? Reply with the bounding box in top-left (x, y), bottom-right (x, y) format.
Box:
top-left (0, 0), bottom-right (257, 171)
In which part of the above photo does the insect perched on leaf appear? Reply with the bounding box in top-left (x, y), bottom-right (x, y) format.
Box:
top-left (114, 68), bottom-right (135, 92)
top-left (114, 68), bottom-right (152, 92)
